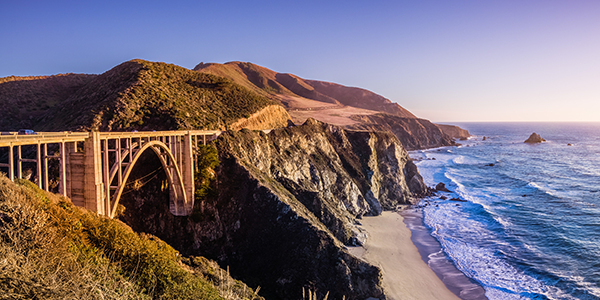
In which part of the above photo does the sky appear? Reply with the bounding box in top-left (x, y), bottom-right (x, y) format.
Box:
top-left (1, 0), bottom-right (599, 122)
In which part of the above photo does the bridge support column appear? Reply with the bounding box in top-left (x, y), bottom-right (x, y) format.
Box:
top-left (80, 132), bottom-right (105, 214)
top-left (66, 143), bottom-right (84, 205)
top-left (181, 132), bottom-right (195, 215)
top-left (8, 145), bottom-right (14, 181)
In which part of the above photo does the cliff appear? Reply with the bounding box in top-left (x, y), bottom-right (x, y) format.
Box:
top-left (347, 114), bottom-right (457, 150)
top-left (436, 124), bottom-right (471, 139)
top-left (229, 105), bottom-right (292, 131)
top-left (116, 119), bottom-right (426, 300)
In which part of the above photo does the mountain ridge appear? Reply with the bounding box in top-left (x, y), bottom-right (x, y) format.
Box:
top-left (194, 61), bottom-right (417, 119)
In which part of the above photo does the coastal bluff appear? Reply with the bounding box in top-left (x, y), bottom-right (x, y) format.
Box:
top-left (117, 119), bottom-right (427, 300)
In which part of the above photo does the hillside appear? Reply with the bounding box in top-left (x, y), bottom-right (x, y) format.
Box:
top-left (0, 60), bottom-right (291, 132)
top-left (194, 62), bottom-right (416, 120)
top-left (0, 74), bottom-right (96, 130)
top-left (0, 59), bottom-right (468, 149)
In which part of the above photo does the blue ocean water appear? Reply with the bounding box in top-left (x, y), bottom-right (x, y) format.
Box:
top-left (411, 123), bottom-right (600, 300)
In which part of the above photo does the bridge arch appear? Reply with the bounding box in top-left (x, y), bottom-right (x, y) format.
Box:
top-left (109, 140), bottom-right (190, 218)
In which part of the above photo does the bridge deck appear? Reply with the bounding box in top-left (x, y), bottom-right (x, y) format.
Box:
top-left (0, 132), bottom-right (89, 146)
top-left (0, 130), bottom-right (222, 147)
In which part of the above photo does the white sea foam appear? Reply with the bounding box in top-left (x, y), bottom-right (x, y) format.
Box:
top-left (526, 181), bottom-right (559, 197)
top-left (423, 203), bottom-right (575, 300)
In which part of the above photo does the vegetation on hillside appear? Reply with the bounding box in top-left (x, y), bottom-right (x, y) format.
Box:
top-left (35, 60), bottom-right (280, 132)
top-left (0, 174), bottom-right (262, 300)
top-left (0, 74), bottom-right (95, 130)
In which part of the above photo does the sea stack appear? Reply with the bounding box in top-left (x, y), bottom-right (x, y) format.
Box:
top-left (524, 132), bottom-right (545, 143)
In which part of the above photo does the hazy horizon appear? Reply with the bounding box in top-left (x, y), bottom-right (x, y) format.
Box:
top-left (2, 0), bottom-right (599, 123)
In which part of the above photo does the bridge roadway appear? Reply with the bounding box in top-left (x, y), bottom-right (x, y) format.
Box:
top-left (0, 130), bottom-right (221, 218)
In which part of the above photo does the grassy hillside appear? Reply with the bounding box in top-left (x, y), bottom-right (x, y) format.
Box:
top-left (37, 60), bottom-right (281, 131)
top-left (0, 174), bottom-right (262, 300)
top-left (0, 60), bottom-right (287, 132)
top-left (0, 74), bottom-right (96, 130)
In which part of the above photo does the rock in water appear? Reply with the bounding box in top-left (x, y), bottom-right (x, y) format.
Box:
top-left (524, 132), bottom-right (546, 143)
top-left (435, 182), bottom-right (451, 192)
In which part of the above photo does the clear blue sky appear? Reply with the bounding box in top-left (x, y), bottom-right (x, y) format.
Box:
top-left (2, 0), bottom-right (599, 122)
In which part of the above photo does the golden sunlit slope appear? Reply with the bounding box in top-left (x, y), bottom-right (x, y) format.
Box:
top-left (193, 61), bottom-right (417, 123)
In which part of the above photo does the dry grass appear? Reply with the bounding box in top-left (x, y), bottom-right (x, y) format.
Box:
top-left (0, 176), bottom-right (145, 299)
top-left (183, 256), bottom-right (264, 300)
top-left (0, 174), bottom-right (243, 300)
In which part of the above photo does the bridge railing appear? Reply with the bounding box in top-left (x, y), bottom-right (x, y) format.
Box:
top-left (97, 130), bottom-right (221, 139)
top-left (0, 132), bottom-right (89, 146)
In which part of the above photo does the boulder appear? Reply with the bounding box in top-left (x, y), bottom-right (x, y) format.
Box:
top-left (524, 133), bottom-right (545, 144)
top-left (435, 182), bottom-right (451, 192)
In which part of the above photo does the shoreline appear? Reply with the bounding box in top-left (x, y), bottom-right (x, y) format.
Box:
top-left (402, 208), bottom-right (487, 300)
top-left (348, 211), bottom-right (462, 300)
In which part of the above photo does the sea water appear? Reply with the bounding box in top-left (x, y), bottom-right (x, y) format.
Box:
top-left (410, 123), bottom-right (600, 300)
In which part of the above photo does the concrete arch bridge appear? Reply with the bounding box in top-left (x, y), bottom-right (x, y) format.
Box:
top-left (0, 130), bottom-right (220, 218)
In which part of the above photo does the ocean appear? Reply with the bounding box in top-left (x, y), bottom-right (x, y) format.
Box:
top-left (408, 122), bottom-right (600, 300)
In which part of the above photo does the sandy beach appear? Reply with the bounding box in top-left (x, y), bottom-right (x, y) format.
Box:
top-left (349, 211), bottom-right (461, 300)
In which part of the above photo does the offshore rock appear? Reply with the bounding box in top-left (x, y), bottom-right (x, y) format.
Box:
top-left (117, 118), bottom-right (425, 300)
top-left (524, 132), bottom-right (545, 143)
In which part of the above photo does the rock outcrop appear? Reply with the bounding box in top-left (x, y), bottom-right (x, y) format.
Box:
top-left (524, 132), bottom-right (545, 143)
top-left (229, 105), bottom-right (292, 130)
top-left (436, 124), bottom-right (471, 140)
top-left (117, 119), bottom-right (426, 300)
top-left (347, 114), bottom-right (457, 150)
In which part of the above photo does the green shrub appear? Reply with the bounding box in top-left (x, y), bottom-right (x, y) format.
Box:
top-left (0, 175), bottom-right (224, 300)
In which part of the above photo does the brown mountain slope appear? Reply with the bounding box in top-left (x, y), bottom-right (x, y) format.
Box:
top-left (305, 79), bottom-right (416, 118)
top-left (194, 61), bottom-right (415, 118)
top-left (436, 124), bottom-right (471, 139)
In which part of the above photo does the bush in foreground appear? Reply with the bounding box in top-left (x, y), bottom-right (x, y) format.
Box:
top-left (0, 174), bottom-right (261, 300)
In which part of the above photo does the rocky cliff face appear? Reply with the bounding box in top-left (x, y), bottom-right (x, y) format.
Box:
top-left (436, 124), bottom-right (470, 139)
top-left (229, 105), bottom-right (292, 130)
top-left (117, 119), bottom-right (426, 300)
top-left (348, 114), bottom-right (457, 150)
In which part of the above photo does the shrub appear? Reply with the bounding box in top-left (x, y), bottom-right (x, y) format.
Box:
top-left (0, 175), bottom-right (223, 300)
